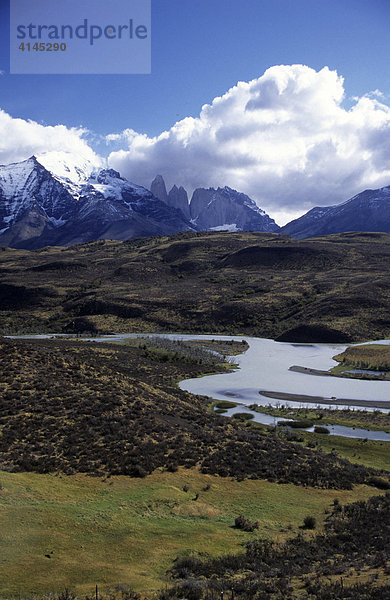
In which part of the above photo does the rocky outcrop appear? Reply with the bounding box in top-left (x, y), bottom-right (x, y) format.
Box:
top-left (150, 176), bottom-right (190, 219)
top-left (168, 185), bottom-right (190, 219)
top-left (150, 174), bottom-right (168, 204)
top-left (150, 177), bottom-right (279, 233)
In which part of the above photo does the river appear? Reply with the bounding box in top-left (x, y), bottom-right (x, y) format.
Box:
top-left (8, 333), bottom-right (390, 441)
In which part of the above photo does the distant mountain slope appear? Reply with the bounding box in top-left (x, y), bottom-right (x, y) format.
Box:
top-left (0, 153), bottom-right (193, 249)
top-left (281, 185), bottom-right (390, 239)
top-left (0, 155), bottom-right (278, 249)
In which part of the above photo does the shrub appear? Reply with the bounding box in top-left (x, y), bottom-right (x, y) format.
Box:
top-left (303, 515), bottom-right (316, 529)
top-left (57, 590), bottom-right (76, 600)
top-left (172, 579), bottom-right (204, 600)
top-left (130, 465), bottom-right (147, 478)
top-left (278, 420), bottom-right (313, 429)
top-left (232, 412), bottom-right (254, 421)
top-left (166, 463), bottom-right (178, 472)
top-left (314, 426), bottom-right (330, 434)
top-left (234, 515), bottom-right (259, 532)
top-left (367, 476), bottom-right (390, 490)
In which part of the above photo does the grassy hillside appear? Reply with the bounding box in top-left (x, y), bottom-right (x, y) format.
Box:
top-left (1, 468), bottom-right (381, 597)
top-left (1, 230), bottom-right (390, 341)
top-left (165, 493), bottom-right (390, 600)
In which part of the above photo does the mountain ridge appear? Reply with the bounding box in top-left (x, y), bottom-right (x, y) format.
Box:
top-left (280, 185), bottom-right (390, 238)
top-left (0, 153), bottom-right (194, 249)
top-left (1, 153), bottom-right (390, 248)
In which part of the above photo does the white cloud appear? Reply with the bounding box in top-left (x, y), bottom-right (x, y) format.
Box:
top-left (107, 65), bottom-right (390, 225)
top-left (0, 109), bottom-right (101, 168)
top-left (366, 89), bottom-right (385, 99)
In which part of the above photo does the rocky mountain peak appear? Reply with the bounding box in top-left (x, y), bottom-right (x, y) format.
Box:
top-left (150, 174), bottom-right (168, 203)
top-left (189, 186), bottom-right (279, 233)
top-left (168, 184), bottom-right (190, 219)
top-left (94, 169), bottom-right (122, 184)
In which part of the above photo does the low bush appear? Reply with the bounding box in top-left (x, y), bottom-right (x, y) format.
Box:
top-left (232, 412), bottom-right (254, 421)
top-left (303, 515), bottom-right (316, 529)
top-left (367, 476), bottom-right (390, 490)
top-left (278, 419), bottom-right (313, 429)
top-left (234, 514), bottom-right (259, 532)
top-left (314, 426), bottom-right (330, 434)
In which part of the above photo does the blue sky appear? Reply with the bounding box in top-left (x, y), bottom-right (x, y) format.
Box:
top-left (1, 0), bottom-right (390, 137)
top-left (1, 0), bottom-right (390, 223)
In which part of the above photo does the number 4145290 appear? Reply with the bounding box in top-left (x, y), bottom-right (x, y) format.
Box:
top-left (18, 42), bottom-right (66, 52)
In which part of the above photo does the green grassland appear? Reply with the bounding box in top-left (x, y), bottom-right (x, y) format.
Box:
top-left (2, 231), bottom-right (390, 342)
top-left (0, 468), bottom-right (381, 597)
top-left (258, 423), bottom-right (389, 472)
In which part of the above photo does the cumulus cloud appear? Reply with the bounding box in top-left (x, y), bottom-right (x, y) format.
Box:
top-left (0, 109), bottom-right (101, 168)
top-left (107, 65), bottom-right (390, 225)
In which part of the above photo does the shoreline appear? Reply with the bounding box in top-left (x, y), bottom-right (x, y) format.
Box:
top-left (259, 389), bottom-right (390, 410)
top-left (289, 364), bottom-right (390, 381)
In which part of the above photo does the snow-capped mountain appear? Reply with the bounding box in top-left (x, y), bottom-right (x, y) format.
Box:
top-left (189, 186), bottom-right (279, 233)
top-left (150, 175), bottom-right (279, 233)
top-left (280, 185), bottom-right (390, 239)
top-left (0, 153), bottom-right (194, 249)
top-left (37, 151), bottom-right (99, 184)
